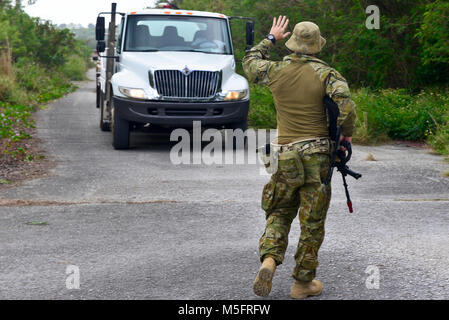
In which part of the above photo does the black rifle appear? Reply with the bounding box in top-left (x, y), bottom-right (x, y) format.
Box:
top-left (323, 95), bottom-right (362, 213)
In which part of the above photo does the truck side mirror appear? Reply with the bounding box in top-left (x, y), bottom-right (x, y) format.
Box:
top-left (97, 41), bottom-right (106, 53)
top-left (96, 16), bottom-right (105, 41)
top-left (246, 21), bottom-right (254, 48)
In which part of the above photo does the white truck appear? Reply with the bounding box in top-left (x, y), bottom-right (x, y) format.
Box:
top-left (95, 3), bottom-right (254, 149)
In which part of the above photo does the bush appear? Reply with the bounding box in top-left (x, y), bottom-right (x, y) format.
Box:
top-left (0, 73), bottom-right (28, 106)
top-left (61, 55), bottom-right (87, 81)
top-left (14, 57), bottom-right (50, 92)
top-left (353, 88), bottom-right (449, 142)
top-left (247, 84), bottom-right (277, 129)
top-left (417, 0), bottom-right (449, 66)
top-left (246, 83), bottom-right (449, 155)
top-left (182, 0), bottom-right (449, 89)
top-left (427, 111), bottom-right (449, 155)
top-left (0, 74), bottom-right (14, 102)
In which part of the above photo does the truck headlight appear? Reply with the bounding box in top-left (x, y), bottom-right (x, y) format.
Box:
top-left (224, 89), bottom-right (248, 101)
top-left (119, 87), bottom-right (147, 99)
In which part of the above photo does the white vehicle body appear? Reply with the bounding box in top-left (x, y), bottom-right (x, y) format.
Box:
top-left (96, 8), bottom-right (251, 149)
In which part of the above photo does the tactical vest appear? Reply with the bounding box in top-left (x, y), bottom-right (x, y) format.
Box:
top-left (269, 59), bottom-right (329, 144)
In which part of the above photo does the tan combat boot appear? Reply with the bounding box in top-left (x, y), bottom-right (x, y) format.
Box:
top-left (290, 280), bottom-right (323, 299)
top-left (253, 257), bottom-right (277, 297)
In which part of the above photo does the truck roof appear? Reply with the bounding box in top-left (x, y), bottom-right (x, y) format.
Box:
top-left (126, 9), bottom-right (227, 19)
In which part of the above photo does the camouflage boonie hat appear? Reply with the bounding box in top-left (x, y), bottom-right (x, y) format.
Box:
top-left (285, 21), bottom-right (326, 54)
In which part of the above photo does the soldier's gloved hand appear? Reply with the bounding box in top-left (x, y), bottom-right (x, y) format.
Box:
top-left (339, 136), bottom-right (352, 152)
top-left (269, 16), bottom-right (291, 42)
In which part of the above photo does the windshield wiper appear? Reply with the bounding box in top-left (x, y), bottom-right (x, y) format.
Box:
top-left (176, 49), bottom-right (226, 55)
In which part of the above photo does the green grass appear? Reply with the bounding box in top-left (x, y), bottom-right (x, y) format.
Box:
top-left (0, 4), bottom-right (93, 165)
top-left (0, 57), bottom-right (84, 162)
top-left (61, 55), bottom-right (89, 81)
top-left (0, 103), bottom-right (34, 141)
top-left (25, 221), bottom-right (49, 226)
top-left (247, 84), bottom-right (449, 156)
top-left (353, 87), bottom-right (449, 144)
top-left (426, 110), bottom-right (449, 155)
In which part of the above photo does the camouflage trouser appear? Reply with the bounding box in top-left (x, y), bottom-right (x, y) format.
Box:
top-left (259, 139), bottom-right (332, 282)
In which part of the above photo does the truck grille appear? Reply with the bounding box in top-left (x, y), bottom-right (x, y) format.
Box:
top-left (153, 70), bottom-right (220, 99)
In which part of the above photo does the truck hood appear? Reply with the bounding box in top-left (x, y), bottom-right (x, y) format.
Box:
top-left (120, 51), bottom-right (235, 72)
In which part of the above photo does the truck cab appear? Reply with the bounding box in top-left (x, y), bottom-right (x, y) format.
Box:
top-left (96, 4), bottom-right (254, 149)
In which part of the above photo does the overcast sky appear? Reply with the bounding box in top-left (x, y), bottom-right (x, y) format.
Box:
top-left (24, 0), bottom-right (156, 27)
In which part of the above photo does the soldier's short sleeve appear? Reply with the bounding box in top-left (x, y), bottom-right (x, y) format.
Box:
top-left (242, 39), bottom-right (283, 86)
top-left (325, 70), bottom-right (357, 137)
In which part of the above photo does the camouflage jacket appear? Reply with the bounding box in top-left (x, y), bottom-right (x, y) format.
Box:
top-left (243, 39), bottom-right (356, 137)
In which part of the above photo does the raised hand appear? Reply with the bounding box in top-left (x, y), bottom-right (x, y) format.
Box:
top-left (269, 16), bottom-right (291, 42)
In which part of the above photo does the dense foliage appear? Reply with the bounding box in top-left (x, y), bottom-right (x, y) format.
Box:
top-left (176, 0), bottom-right (449, 89)
top-left (0, 0), bottom-right (93, 163)
top-left (246, 85), bottom-right (449, 154)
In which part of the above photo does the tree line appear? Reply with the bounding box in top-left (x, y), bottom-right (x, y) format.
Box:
top-left (0, 0), bottom-right (90, 69)
top-left (171, 0), bottom-right (449, 89)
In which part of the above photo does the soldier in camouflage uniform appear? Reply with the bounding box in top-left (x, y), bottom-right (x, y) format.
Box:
top-left (243, 17), bottom-right (356, 299)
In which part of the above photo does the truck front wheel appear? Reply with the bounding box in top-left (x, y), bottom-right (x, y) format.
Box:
top-left (111, 99), bottom-right (130, 150)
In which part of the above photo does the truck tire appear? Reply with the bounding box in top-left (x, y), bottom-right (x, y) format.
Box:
top-left (111, 99), bottom-right (130, 150)
top-left (227, 120), bottom-right (248, 149)
top-left (99, 94), bottom-right (111, 132)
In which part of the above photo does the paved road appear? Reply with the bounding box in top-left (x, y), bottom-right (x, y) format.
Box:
top-left (1, 70), bottom-right (448, 300)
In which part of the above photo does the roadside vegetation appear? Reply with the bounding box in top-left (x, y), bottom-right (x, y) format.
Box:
top-left (0, 0), bottom-right (93, 175)
top-left (173, 0), bottom-right (449, 157)
top-left (246, 86), bottom-right (449, 154)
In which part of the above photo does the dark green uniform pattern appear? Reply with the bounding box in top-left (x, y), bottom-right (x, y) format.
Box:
top-left (244, 38), bottom-right (356, 283)
top-left (260, 140), bottom-right (331, 282)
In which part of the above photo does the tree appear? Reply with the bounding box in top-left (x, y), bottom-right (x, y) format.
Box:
top-left (417, 0), bottom-right (449, 65)
top-left (180, 0), bottom-right (448, 88)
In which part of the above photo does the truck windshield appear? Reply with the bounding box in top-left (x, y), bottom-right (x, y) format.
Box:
top-left (124, 15), bottom-right (232, 55)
